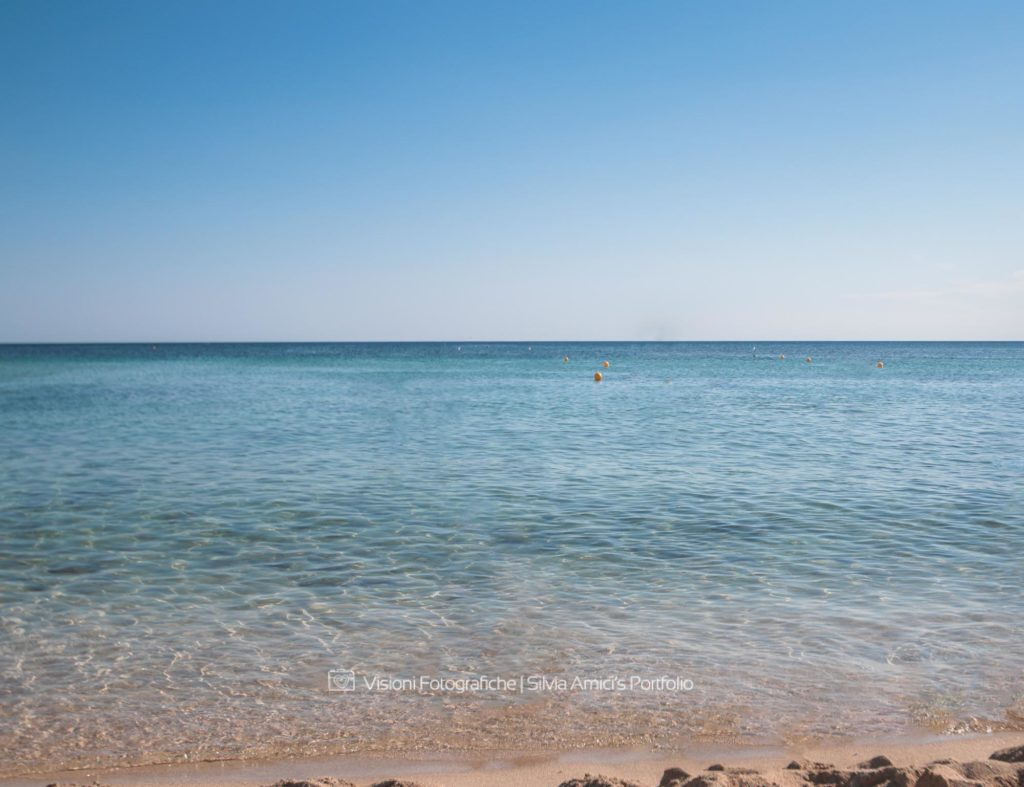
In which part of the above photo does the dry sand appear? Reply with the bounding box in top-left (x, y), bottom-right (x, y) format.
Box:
top-left (3, 731), bottom-right (1022, 787)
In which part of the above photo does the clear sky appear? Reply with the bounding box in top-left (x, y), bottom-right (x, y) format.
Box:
top-left (2, 1), bottom-right (1022, 341)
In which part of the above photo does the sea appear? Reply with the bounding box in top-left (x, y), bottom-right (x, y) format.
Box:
top-left (0, 342), bottom-right (1022, 774)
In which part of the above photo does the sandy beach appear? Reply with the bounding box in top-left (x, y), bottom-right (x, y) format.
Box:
top-left (3, 733), bottom-right (1022, 787)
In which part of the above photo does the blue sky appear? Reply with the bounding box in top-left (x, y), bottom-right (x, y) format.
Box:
top-left (2, 0), bottom-right (1022, 341)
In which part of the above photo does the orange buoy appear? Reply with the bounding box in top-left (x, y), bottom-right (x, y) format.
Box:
top-left (602, 360), bottom-right (610, 368)
top-left (876, 360), bottom-right (884, 368)
top-left (594, 371), bottom-right (603, 382)
top-left (805, 356), bottom-right (812, 363)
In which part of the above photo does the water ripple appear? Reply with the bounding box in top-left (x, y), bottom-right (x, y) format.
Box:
top-left (0, 342), bottom-right (1022, 774)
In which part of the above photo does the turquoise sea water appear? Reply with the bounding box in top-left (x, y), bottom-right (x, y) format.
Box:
top-left (1, 342), bottom-right (1022, 774)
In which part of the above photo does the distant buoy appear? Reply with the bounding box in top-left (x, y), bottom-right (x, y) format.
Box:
top-left (805, 356), bottom-right (812, 363)
top-left (563, 356), bottom-right (569, 363)
top-left (594, 371), bottom-right (603, 382)
top-left (602, 360), bottom-right (610, 368)
top-left (876, 360), bottom-right (884, 368)
top-left (779, 354), bottom-right (785, 360)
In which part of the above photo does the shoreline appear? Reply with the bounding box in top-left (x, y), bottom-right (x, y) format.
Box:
top-left (3, 731), bottom-right (1022, 787)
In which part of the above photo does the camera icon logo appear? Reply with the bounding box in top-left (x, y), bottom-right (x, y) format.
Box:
top-left (328, 669), bottom-right (356, 692)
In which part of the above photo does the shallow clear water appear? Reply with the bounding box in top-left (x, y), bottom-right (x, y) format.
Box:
top-left (0, 342), bottom-right (1022, 774)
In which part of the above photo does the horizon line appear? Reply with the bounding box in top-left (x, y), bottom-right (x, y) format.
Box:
top-left (3, 339), bottom-right (1023, 346)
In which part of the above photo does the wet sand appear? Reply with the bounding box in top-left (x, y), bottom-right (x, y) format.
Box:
top-left (3, 731), bottom-right (1022, 787)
